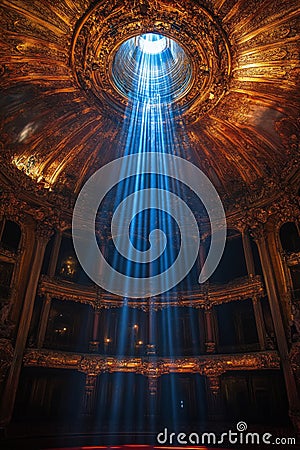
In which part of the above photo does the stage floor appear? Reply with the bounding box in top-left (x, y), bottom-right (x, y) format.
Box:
top-left (45, 447), bottom-right (225, 450)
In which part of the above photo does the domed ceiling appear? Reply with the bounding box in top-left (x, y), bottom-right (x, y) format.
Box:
top-left (0, 0), bottom-right (299, 212)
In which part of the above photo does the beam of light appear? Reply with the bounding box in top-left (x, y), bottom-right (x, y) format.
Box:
top-left (92, 33), bottom-right (207, 435)
top-left (138, 34), bottom-right (168, 55)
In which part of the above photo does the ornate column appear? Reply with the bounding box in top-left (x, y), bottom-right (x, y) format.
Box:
top-left (47, 231), bottom-right (62, 277)
top-left (253, 225), bottom-right (300, 430)
top-left (81, 373), bottom-right (98, 416)
top-left (146, 300), bottom-right (156, 356)
top-left (205, 371), bottom-right (223, 421)
top-left (36, 293), bottom-right (51, 348)
top-left (242, 229), bottom-right (255, 276)
top-left (79, 357), bottom-right (101, 417)
top-left (146, 300), bottom-right (158, 429)
top-left (145, 365), bottom-right (158, 431)
top-left (9, 220), bottom-right (36, 326)
top-left (204, 305), bottom-right (216, 353)
top-left (0, 224), bottom-right (52, 427)
top-left (89, 308), bottom-right (101, 352)
top-left (252, 295), bottom-right (267, 350)
top-left (242, 230), bottom-right (267, 350)
top-left (35, 231), bottom-right (62, 348)
top-left (0, 339), bottom-right (14, 391)
top-left (199, 241), bottom-right (207, 279)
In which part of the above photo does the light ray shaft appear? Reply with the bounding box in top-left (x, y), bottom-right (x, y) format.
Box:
top-left (94, 34), bottom-right (204, 431)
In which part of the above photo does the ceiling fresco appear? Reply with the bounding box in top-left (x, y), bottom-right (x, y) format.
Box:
top-left (0, 0), bottom-right (299, 210)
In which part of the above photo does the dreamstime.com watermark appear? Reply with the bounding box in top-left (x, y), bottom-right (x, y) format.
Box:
top-left (72, 152), bottom-right (227, 298)
top-left (156, 421), bottom-right (297, 446)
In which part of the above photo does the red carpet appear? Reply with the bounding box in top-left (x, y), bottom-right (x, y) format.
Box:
top-left (45, 446), bottom-right (225, 450)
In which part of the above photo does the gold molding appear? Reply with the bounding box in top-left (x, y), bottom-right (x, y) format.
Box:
top-left (38, 274), bottom-right (264, 310)
top-left (23, 348), bottom-right (280, 377)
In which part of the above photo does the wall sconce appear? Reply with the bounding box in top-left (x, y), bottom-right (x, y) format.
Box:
top-left (59, 255), bottom-right (78, 279)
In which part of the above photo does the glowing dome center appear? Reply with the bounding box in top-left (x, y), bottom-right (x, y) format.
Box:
top-left (138, 33), bottom-right (168, 54)
top-left (112, 33), bottom-right (192, 103)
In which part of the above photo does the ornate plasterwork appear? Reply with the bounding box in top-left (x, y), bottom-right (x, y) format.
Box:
top-left (286, 252), bottom-right (300, 268)
top-left (23, 348), bottom-right (280, 377)
top-left (290, 342), bottom-right (300, 388)
top-left (0, 0), bottom-right (299, 206)
top-left (230, 190), bottom-right (300, 235)
top-left (0, 338), bottom-right (14, 384)
top-left (38, 274), bottom-right (264, 310)
top-left (0, 187), bottom-right (67, 232)
top-left (71, 0), bottom-right (231, 123)
top-left (0, 245), bottom-right (19, 263)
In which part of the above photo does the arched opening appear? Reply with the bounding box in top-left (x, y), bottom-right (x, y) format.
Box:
top-left (0, 220), bottom-right (21, 252)
top-left (215, 299), bottom-right (259, 353)
top-left (280, 222), bottom-right (300, 253)
top-left (43, 299), bottom-right (92, 352)
top-left (0, 220), bottom-right (21, 299)
top-left (56, 230), bottom-right (93, 286)
top-left (207, 229), bottom-right (248, 284)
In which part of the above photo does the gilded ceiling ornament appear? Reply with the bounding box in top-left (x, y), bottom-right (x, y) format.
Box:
top-left (0, 0), bottom-right (299, 212)
top-left (71, 0), bottom-right (231, 122)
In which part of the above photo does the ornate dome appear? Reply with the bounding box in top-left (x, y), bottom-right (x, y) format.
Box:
top-left (0, 0), bottom-right (299, 213)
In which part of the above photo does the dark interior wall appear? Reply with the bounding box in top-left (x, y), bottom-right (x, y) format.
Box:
top-left (13, 367), bottom-right (86, 422)
top-left (13, 368), bottom-right (289, 428)
top-left (221, 370), bottom-right (289, 425)
top-left (97, 307), bottom-right (206, 357)
top-left (29, 302), bottom-right (208, 357)
top-left (208, 229), bottom-right (248, 284)
top-left (0, 220), bottom-right (21, 299)
top-left (29, 298), bottom-right (272, 356)
top-left (280, 222), bottom-right (300, 253)
top-left (215, 299), bottom-right (259, 352)
top-left (157, 373), bottom-right (207, 429)
top-left (95, 372), bottom-right (148, 431)
top-left (0, 220), bottom-right (21, 252)
top-left (156, 307), bottom-right (205, 356)
top-left (43, 299), bottom-right (92, 352)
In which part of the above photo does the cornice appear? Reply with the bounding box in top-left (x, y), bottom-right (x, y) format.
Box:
top-left (38, 274), bottom-right (264, 310)
top-left (23, 348), bottom-right (281, 377)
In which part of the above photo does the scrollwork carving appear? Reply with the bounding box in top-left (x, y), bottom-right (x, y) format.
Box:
top-left (0, 338), bottom-right (14, 384)
top-left (23, 348), bottom-right (280, 378)
top-left (38, 274), bottom-right (264, 310)
top-left (71, 0), bottom-right (231, 124)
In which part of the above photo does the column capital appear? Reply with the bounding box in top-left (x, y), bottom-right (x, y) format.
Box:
top-left (289, 408), bottom-right (300, 435)
top-left (81, 373), bottom-right (98, 416)
top-left (0, 339), bottom-right (14, 384)
top-left (35, 222), bottom-right (54, 241)
top-left (79, 357), bottom-right (101, 376)
top-left (206, 375), bottom-right (221, 395)
top-left (85, 373), bottom-right (98, 385)
top-left (148, 375), bottom-right (158, 396)
top-left (249, 223), bottom-right (267, 242)
top-left (204, 306), bottom-right (216, 353)
top-left (0, 191), bottom-right (26, 224)
top-left (204, 302), bottom-right (213, 312)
